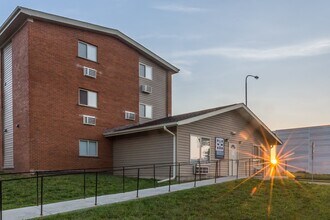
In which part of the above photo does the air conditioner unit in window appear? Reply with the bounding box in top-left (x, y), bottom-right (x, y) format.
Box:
top-left (83, 67), bottom-right (97, 78)
top-left (125, 111), bottom-right (136, 121)
top-left (194, 165), bottom-right (209, 174)
top-left (141, 85), bottom-right (152, 94)
top-left (83, 115), bottom-right (96, 125)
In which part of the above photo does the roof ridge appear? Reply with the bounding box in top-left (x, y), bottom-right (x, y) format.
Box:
top-left (171, 103), bottom-right (240, 118)
top-left (104, 103), bottom-right (243, 135)
top-left (0, 6), bottom-right (179, 73)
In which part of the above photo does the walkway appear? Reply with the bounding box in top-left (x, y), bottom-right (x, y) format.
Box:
top-left (3, 176), bottom-right (239, 220)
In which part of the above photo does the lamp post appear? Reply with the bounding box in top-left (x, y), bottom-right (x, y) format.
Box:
top-left (245, 75), bottom-right (259, 106)
top-left (311, 141), bottom-right (315, 182)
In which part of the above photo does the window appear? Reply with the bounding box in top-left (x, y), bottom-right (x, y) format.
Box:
top-left (253, 145), bottom-right (262, 164)
top-left (139, 103), bottom-right (152, 119)
top-left (253, 145), bottom-right (261, 158)
top-left (139, 63), bottom-right (152, 80)
top-left (79, 89), bottom-right (97, 108)
top-left (78, 41), bottom-right (97, 62)
top-left (190, 135), bottom-right (211, 163)
top-left (79, 140), bottom-right (98, 157)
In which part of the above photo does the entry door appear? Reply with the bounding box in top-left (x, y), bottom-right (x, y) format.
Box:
top-left (229, 143), bottom-right (238, 176)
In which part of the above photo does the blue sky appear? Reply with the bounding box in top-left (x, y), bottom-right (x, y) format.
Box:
top-left (1, 0), bottom-right (330, 130)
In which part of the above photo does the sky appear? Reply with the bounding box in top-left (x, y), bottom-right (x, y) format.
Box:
top-left (1, 0), bottom-right (330, 130)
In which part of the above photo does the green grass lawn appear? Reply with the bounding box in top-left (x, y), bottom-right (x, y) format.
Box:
top-left (40, 179), bottom-right (330, 220)
top-left (294, 172), bottom-right (330, 182)
top-left (0, 173), bottom-right (161, 210)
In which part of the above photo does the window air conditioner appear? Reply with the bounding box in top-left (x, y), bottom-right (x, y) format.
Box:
top-left (83, 115), bottom-right (96, 125)
top-left (83, 67), bottom-right (97, 78)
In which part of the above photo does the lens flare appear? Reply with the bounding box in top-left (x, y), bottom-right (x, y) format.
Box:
top-left (231, 137), bottom-right (306, 218)
top-left (271, 159), bottom-right (278, 165)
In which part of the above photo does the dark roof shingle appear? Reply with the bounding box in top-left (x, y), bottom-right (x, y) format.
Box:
top-left (105, 104), bottom-right (238, 133)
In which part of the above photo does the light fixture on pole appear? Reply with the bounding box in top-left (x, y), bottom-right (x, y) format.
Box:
top-left (245, 75), bottom-right (259, 106)
top-left (311, 141), bottom-right (315, 182)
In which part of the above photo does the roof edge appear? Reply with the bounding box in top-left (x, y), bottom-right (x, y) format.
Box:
top-left (0, 6), bottom-right (21, 36)
top-left (104, 103), bottom-right (282, 145)
top-left (177, 104), bottom-right (243, 126)
top-left (241, 105), bottom-right (283, 145)
top-left (103, 122), bottom-right (178, 137)
top-left (0, 6), bottom-right (179, 73)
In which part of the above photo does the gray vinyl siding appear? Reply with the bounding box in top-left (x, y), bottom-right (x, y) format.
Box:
top-left (113, 129), bottom-right (174, 179)
top-left (275, 125), bottom-right (330, 174)
top-left (3, 43), bottom-right (14, 169)
top-left (139, 57), bottom-right (167, 123)
top-left (177, 111), bottom-right (265, 179)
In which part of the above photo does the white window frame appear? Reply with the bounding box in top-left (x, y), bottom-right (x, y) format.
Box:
top-left (139, 103), bottom-right (153, 119)
top-left (253, 145), bottom-right (262, 163)
top-left (79, 140), bottom-right (98, 157)
top-left (253, 145), bottom-right (262, 157)
top-left (139, 63), bottom-right (153, 80)
top-left (78, 41), bottom-right (98, 62)
top-left (190, 134), bottom-right (211, 163)
top-left (79, 89), bottom-right (98, 108)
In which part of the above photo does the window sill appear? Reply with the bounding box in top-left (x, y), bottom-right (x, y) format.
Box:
top-left (77, 56), bottom-right (99, 64)
top-left (139, 76), bottom-right (153, 81)
top-left (139, 116), bottom-right (153, 119)
top-left (79, 156), bottom-right (99, 159)
top-left (78, 104), bottom-right (100, 110)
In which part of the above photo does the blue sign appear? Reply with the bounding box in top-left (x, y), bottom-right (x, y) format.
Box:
top-left (215, 137), bottom-right (225, 159)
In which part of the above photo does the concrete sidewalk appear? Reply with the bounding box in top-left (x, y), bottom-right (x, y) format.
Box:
top-left (3, 176), bottom-right (239, 220)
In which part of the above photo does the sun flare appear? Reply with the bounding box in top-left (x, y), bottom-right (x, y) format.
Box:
top-left (271, 159), bottom-right (278, 165)
top-left (233, 139), bottom-right (305, 218)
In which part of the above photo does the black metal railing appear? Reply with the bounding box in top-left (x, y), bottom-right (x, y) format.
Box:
top-left (0, 157), bottom-right (276, 219)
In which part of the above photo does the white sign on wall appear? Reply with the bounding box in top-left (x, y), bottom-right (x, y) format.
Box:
top-left (215, 137), bottom-right (225, 159)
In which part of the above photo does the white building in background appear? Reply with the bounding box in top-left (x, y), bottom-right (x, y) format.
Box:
top-left (275, 125), bottom-right (330, 174)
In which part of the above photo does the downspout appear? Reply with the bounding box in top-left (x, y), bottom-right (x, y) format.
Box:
top-left (158, 126), bottom-right (176, 183)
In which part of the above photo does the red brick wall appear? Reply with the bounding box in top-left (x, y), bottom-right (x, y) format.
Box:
top-left (27, 20), bottom-right (140, 171)
top-left (0, 22), bottom-right (31, 171)
top-left (12, 22), bottom-right (31, 171)
top-left (1, 18), bottom-right (172, 172)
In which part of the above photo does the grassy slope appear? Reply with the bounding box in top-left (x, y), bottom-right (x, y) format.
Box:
top-left (1, 173), bottom-right (159, 210)
top-left (41, 179), bottom-right (330, 220)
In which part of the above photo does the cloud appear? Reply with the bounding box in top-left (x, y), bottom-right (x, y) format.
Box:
top-left (152, 4), bottom-right (205, 13)
top-left (171, 60), bottom-right (194, 79)
top-left (137, 33), bottom-right (205, 40)
top-left (172, 39), bottom-right (330, 60)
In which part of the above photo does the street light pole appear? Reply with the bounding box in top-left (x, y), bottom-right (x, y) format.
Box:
top-left (311, 141), bottom-right (315, 182)
top-left (245, 75), bottom-right (259, 106)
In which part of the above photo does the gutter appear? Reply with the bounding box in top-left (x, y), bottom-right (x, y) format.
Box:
top-left (103, 122), bottom-right (177, 137)
top-left (158, 126), bottom-right (176, 183)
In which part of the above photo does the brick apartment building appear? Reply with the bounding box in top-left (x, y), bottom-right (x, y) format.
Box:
top-left (0, 7), bottom-right (179, 172)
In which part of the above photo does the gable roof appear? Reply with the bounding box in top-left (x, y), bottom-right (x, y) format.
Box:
top-left (103, 103), bottom-right (283, 145)
top-left (0, 6), bottom-right (179, 73)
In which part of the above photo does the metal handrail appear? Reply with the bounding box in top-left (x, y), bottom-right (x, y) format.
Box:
top-left (0, 158), bottom-right (267, 219)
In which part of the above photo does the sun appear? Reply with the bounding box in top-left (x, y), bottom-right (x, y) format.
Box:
top-left (233, 140), bottom-right (305, 218)
top-left (271, 159), bottom-right (278, 165)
